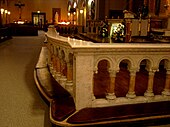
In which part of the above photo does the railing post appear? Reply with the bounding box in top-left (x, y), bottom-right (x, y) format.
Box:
top-left (126, 70), bottom-right (137, 99)
top-left (162, 70), bottom-right (170, 96)
top-left (144, 70), bottom-right (155, 97)
top-left (66, 62), bottom-right (73, 94)
top-left (106, 70), bottom-right (116, 100)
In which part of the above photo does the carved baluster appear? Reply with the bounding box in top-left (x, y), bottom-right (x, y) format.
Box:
top-left (144, 71), bottom-right (155, 97)
top-left (126, 70), bottom-right (136, 98)
top-left (162, 71), bottom-right (170, 96)
top-left (106, 70), bottom-right (116, 100)
top-left (66, 62), bottom-right (73, 95)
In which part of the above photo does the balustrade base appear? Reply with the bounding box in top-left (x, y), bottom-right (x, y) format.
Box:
top-left (54, 72), bottom-right (61, 82)
top-left (59, 76), bottom-right (67, 88)
top-left (106, 93), bottom-right (116, 100)
top-left (144, 91), bottom-right (154, 97)
top-left (162, 89), bottom-right (170, 96)
top-left (65, 81), bottom-right (73, 95)
top-left (126, 92), bottom-right (136, 99)
top-left (92, 95), bottom-right (170, 108)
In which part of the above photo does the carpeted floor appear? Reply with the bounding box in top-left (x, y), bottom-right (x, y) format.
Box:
top-left (0, 31), bottom-right (52, 127)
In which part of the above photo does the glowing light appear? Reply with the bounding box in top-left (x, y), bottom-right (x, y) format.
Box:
top-left (5, 10), bottom-right (8, 14)
top-left (58, 22), bottom-right (70, 25)
top-left (68, 12), bottom-right (70, 16)
top-left (1, 8), bottom-right (4, 14)
top-left (37, 11), bottom-right (40, 13)
top-left (88, 0), bottom-right (93, 6)
top-left (80, 9), bottom-right (83, 14)
top-left (73, 12), bottom-right (76, 15)
top-left (15, 21), bottom-right (24, 24)
top-left (73, 2), bottom-right (77, 8)
top-left (7, 11), bottom-right (10, 15)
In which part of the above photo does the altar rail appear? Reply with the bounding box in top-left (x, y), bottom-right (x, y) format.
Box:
top-left (45, 26), bottom-right (170, 110)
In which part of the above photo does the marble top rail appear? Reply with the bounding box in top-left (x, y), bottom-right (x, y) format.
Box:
top-left (46, 29), bottom-right (170, 51)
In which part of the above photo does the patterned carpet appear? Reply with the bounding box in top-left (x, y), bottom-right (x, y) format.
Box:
top-left (0, 31), bottom-right (52, 127)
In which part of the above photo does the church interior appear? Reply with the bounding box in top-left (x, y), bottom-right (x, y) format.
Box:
top-left (1, 0), bottom-right (170, 127)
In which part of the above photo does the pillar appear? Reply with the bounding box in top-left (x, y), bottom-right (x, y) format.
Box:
top-left (50, 55), bottom-right (56, 76)
top-left (126, 70), bottom-right (137, 98)
top-left (55, 57), bottom-right (60, 73)
top-left (144, 71), bottom-right (155, 97)
top-left (54, 56), bottom-right (61, 81)
top-left (66, 62), bottom-right (73, 94)
top-left (125, 19), bottom-right (132, 42)
top-left (106, 70), bottom-right (116, 100)
top-left (162, 71), bottom-right (170, 96)
top-left (59, 59), bottom-right (67, 88)
top-left (66, 63), bottom-right (73, 82)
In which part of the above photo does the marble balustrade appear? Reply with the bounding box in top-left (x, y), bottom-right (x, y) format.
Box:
top-left (45, 25), bottom-right (170, 110)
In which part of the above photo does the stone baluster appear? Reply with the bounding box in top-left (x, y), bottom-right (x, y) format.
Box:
top-left (56, 56), bottom-right (61, 73)
top-left (53, 56), bottom-right (58, 71)
top-left (162, 70), bottom-right (170, 96)
top-left (59, 58), bottom-right (67, 88)
top-left (50, 54), bottom-right (56, 76)
top-left (126, 70), bottom-right (137, 99)
top-left (66, 62), bottom-right (73, 82)
top-left (125, 19), bottom-right (132, 42)
top-left (54, 56), bottom-right (61, 81)
top-left (106, 70), bottom-right (116, 100)
top-left (66, 62), bottom-right (73, 94)
top-left (144, 71), bottom-right (155, 97)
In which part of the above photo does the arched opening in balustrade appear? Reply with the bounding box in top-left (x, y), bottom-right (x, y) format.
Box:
top-left (54, 48), bottom-right (61, 73)
top-left (115, 60), bottom-right (130, 97)
top-left (93, 59), bottom-right (110, 99)
top-left (50, 44), bottom-right (54, 54)
top-left (67, 53), bottom-right (73, 81)
top-left (61, 50), bottom-right (67, 76)
top-left (69, 53), bottom-right (73, 65)
top-left (56, 48), bottom-right (59, 56)
top-left (135, 59), bottom-right (149, 96)
top-left (153, 59), bottom-right (167, 95)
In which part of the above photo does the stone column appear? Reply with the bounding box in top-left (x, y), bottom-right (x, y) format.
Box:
top-left (50, 55), bottom-right (56, 76)
top-left (125, 19), bottom-right (132, 42)
top-left (53, 56), bottom-right (58, 71)
top-left (144, 71), bottom-right (155, 97)
top-left (54, 56), bottom-right (61, 81)
top-left (59, 59), bottom-right (67, 88)
top-left (66, 62), bottom-right (73, 95)
top-left (126, 70), bottom-right (136, 99)
top-left (106, 71), bottom-right (116, 100)
top-left (162, 71), bottom-right (170, 96)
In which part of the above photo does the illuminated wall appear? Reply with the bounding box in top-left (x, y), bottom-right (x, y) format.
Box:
top-left (6, 0), bottom-right (68, 23)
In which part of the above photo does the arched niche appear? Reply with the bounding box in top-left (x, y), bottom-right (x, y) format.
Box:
top-left (135, 59), bottom-right (150, 96)
top-left (153, 59), bottom-right (167, 95)
top-left (115, 59), bottom-right (131, 97)
top-left (50, 44), bottom-right (54, 54)
top-left (60, 50), bottom-right (67, 76)
top-left (68, 53), bottom-right (73, 65)
top-left (93, 59), bottom-right (110, 99)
